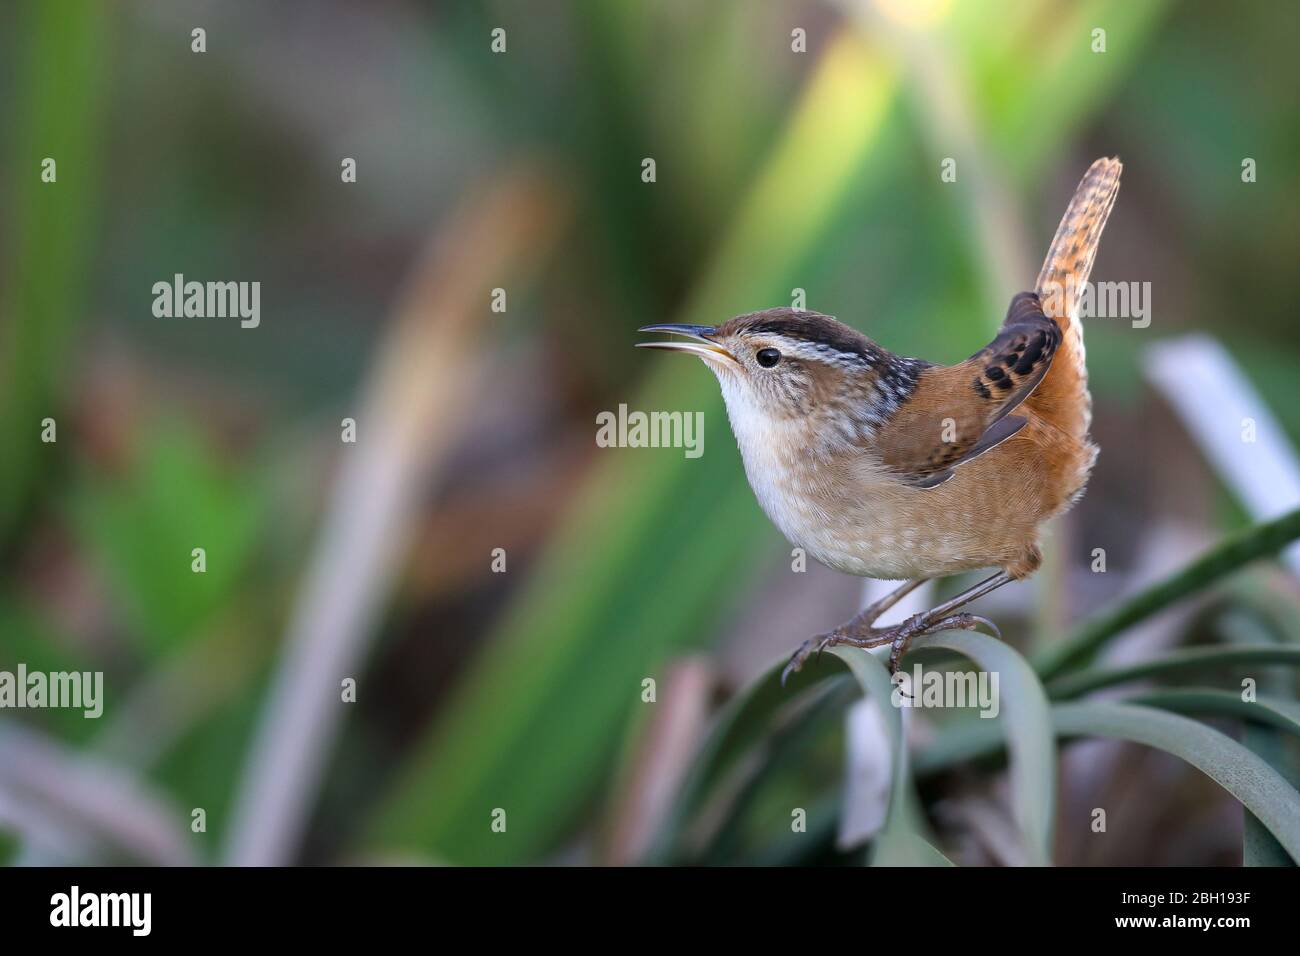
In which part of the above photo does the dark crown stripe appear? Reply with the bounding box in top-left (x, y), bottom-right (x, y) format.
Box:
top-left (734, 308), bottom-right (883, 364)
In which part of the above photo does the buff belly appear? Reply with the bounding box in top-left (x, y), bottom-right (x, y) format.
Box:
top-left (742, 430), bottom-right (1083, 580)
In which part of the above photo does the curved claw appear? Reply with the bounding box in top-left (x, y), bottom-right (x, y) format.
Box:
top-left (965, 614), bottom-right (1001, 640)
top-left (780, 640), bottom-right (814, 687)
top-left (921, 612), bottom-right (1002, 639)
top-left (781, 634), bottom-right (837, 687)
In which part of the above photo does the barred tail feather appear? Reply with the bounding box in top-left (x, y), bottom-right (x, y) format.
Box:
top-left (1035, 157), bottom-right (1123, 327)
top-left (1026, 157), bottom-right (1121, 446)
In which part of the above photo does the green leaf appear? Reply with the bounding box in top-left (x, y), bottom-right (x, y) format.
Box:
top-left (1132, 687), bottom-right (1300, 863)
top-left (915, 698), bottom-right (1300, 863)
top-left (0, 0), bottom-right (112, 541)
top-left (1240, 726), bottom-right (1299, 867)
top-left (1127, 688), bottom-right (1300, 738)
top-left (1035, 507), bottom-right (1300, 681)
top-left (692, 681), bottom-right (850, 864)
top-left (914, 683), bottom-right (1300, 773)
top-left (912, 712), bottom-right (1006, 778)
top-left (66, 419), bottom-right (265, 654)
top-left (0, 826), bottom-right (19, 865)
top-left (643, 655), bottom-right (849, 864)
top-left (996, 0), bottom-right (1173, 181)
top-left (1047, 646), bottom-right (1300, 700)
top-left (646, 645), bottom-right (948, 866)
top-left (869, 827), bottom-right (955, 867)
top-left (1054, 701), bottom-right (1300, 861)
top-left (909, 631), bottom-right (1055, 865)
top-left (827, 648), bottom-right (951, 866)
top-left (1215, 606), bottom-right (1300, 865)
top-left (0, 599), bottom-right (96, 744)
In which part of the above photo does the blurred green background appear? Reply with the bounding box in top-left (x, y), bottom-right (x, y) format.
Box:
top-left (2, 0), bottom-right (1299, 867)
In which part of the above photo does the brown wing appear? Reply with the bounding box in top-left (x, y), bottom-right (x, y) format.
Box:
top-left (876, 292), bottom-right (1060, 489)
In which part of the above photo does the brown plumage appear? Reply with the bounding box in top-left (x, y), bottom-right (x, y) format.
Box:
top-left (638, 158), bottom-right (1123, 674)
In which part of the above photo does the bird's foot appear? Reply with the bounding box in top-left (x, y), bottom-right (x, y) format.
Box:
top-left (781, 610), bottom-right (1000, 685)
top-left (880, 611), bottom-right (1001, 674)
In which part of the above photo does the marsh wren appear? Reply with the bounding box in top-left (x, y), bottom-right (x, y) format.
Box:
top-left (638, 158), bottom-right (1122, 680)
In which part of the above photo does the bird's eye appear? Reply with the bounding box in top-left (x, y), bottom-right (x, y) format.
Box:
top-left (756, 348), bottom-right (781, 368)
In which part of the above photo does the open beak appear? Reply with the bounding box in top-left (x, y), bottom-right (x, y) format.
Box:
top-left (636, 324), bottom-right (736, 365)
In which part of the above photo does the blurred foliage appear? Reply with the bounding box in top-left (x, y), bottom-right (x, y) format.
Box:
top-left (67, 419), bottom-right (266, 654)
top-left (0, 0), bottom-right (109, 541)
top-left (1, 0), bottom-right (1299, 866)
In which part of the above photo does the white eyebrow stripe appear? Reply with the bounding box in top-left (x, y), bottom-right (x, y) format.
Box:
top-left (744, 334), bottom-right (930, 436)
top-left (759, 336), bottom-right (875, 370)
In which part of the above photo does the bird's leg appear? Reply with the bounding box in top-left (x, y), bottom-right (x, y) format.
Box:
top-left (838, 577), bottom-right (930, 639)
top-left (878, 571), bottom-right (1013, 672)
top-left (782, 572), bottom-right (1014, 684)
top-left (781, 578), bottom-right (927, 684)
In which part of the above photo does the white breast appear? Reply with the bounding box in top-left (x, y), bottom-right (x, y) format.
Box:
top-left (716, 375), bottom-right (953, 580)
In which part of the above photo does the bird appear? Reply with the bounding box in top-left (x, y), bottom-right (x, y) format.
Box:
top-left (637, 157), bottom-right (1122, 681)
